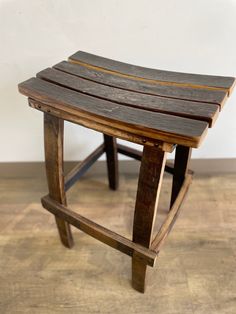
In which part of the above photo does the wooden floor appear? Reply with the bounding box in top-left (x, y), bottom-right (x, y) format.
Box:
top-left (0, 171), bottom-right (236, 314)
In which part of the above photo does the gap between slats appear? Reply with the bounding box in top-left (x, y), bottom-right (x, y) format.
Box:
top-left (68, 58), bottom-right (232, 95)
top-left (37, 68), bottom-right (219, 127)
top-left (18, 77), bottom-right (209, 147)
top-left (54, 61), bottom-right (228, 108)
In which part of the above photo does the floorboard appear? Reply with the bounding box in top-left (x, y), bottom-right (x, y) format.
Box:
top-left (0, 173), bottom-right (235, 313)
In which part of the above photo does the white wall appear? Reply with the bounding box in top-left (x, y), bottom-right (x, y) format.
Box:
top-left (0, 0), bottom-right (236, 162)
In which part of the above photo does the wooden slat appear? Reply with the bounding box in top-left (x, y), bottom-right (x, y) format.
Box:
top-left (41, 195), bottom-right (157, 267)
top-left (69, 51), bottom-right (236, 94)
top-left (28, 99), bottom-right (175, 152)
top-left (37, 68), bottom-right (219, 126)
top-left (55, 61), bottom-right (227, 106)
top-left (18, 78), bottom-right (209, 148)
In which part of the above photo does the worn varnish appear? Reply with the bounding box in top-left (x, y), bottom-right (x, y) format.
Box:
top-left (19, 51), bottom-right (235, 148)
top-left (18, 50), bottom-right (235, 294)
top-left (54, 61), bottom-right (228, 106)
top-left (37, 67), bottom-right (220, 126)
top-left (44, 113), bottom-right (74, 248)
top-left (69, 51), bottom-right (235, 94)
top-left (28, 98), bottom-right (175, 152)
top-left (19, 78), bottom-right (209, 148)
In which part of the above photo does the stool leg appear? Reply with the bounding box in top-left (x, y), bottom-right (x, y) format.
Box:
top-left (103, 134), bottom-right (119, 190)
top-left (170, 145), bottom-right (192, 208)
top-left (132, 146), bottom-right (167, 292)
top-left (44, 113), bottom-right (74, 248)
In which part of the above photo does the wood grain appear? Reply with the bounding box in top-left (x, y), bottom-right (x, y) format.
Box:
top-left (37, 67), bottom-right (220, 126)
top-left (151, 173), bottom-right (192, 253)
top-left (55, 61), bottom-right (228, 106)
top-left (132, 146), bottom-right (167, 292)
top-left (44, 113), bottom-right (74, 248)
top-left (116, 143), bottom-right (176, 174)
top-left (69, 51), bottom-right (236, 94)
top-left (28, 98), bottom-right (175, 152)
top-left (18, 78), bottom-right (209, 148)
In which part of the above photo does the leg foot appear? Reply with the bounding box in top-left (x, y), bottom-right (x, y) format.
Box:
top-left (55, 217), bottom-right (74, 248)
top-left (132, 258), bottom-right (147, 293)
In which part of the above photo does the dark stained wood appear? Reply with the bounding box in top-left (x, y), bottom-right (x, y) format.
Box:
top-left (170, 145), bottom-right (192, 208)
top-left (18, 50), bottom-right (236, 294)
top-left (65, 143), bottom-right (105, 191)
top-left (69, 51), bottom-right (236, 94)
top-left (132, 146), bottom-right (167, 292)
top-left (151, 173), bottom-right (192, 253)
top-left (43, 113), bottom-right (74, 248)
top-left (103, 135), bottom-right (119, 190)
top-left (54, 61), bottom-right (228, 106)
top-left (116, 143), bottom-right (175, 174)
top-left (18, 78), bottom-right (209, 148)
top-left (28, 98), bottom-right (175, 152)
top-left (41, 195), bottom-right (157, 267)
top-left (37, 67), bottom-right (219, 126)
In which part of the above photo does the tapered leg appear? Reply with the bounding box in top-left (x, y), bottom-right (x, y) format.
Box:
top-left (103, 134), bottom-right (119, 190)
top-left (132, 146), bottom-right (167, 292)
top-left (44, 113), bottom-right (74, 248)
top-left (170, 145), bottom-right (192, 208)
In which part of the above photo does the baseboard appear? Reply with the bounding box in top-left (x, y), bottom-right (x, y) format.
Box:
top-left (1, 159), bottom-right (236, 178)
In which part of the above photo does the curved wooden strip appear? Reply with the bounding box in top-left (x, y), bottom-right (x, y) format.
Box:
top-left (37, 68), bottom-right (219, 126)
top-left (54, 61), bottom-right (227, 106)
top-left (69, 51), bottom-right (235, 94)
top-left (18, 78), bottom-right (209, 147)
top-left (28, 99), bottom-right (175, 152)
top-left (151, 173), bottom-right (192, 253)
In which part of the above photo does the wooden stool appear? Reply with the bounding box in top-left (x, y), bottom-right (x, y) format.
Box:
top-left (18, 51), bottom-right (235, 293)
